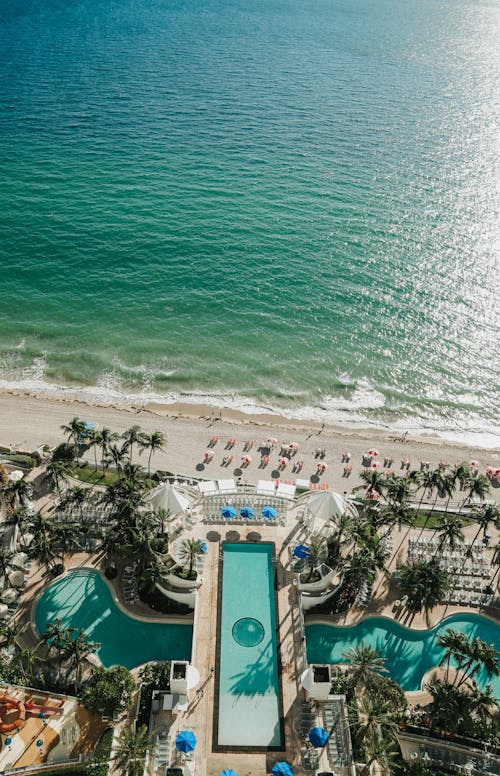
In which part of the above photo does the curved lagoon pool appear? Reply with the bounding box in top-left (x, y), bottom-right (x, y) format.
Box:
top-left (36, 569), bottom-right (193, 669)
top-left (306, 614), bottom-right (500, 694)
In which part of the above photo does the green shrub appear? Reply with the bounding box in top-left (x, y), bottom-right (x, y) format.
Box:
top-left (81, 666), bottom-right (134, 719)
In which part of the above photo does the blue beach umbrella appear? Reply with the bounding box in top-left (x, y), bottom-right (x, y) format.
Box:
top-left (36, 739), bottom-right (43, 748)
top-left (308, 726), bottom-right (329, 748)
top-left (262, 506), bottom-right (277, 519)
top-left (293, 544), bottom-right (310, 559)
top-left (199, 541), bottom-right (208, 553)
top-left (175, 730), bottom-right (197, 752)
top-left (272, 763), bottom-right (293, 776)
top-left (220, 771), bottom-right (239, 776)
top-left (221, 506), bottom-right (236, 519)
top-left (240, 506), bottom-right (255, 518)
top-left (5, 737), bottom-right (12, 745)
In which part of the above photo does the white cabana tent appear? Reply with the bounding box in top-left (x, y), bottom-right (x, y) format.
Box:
top-left (217, 479), bottom-right (236, 494)
top-left (198, 480), bottom-right (217, 496)
top-left (257, 480), bottom-right (276, 496)
top-left (149, 484), bottom-right (192, 519)
top-left (305, 490), bottom-right (358, 536)
top-left (8, 470), bottom-right (24, 482)
top-left (276, 482), bottom-right (296, 500)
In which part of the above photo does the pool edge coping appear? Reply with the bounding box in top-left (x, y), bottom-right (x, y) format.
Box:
top-left (212, 540), bottom-right (286, 753)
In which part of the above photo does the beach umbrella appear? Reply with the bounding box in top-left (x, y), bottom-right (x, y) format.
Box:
top-left (316, 462), bottom-right (327, 472)
top-left (367, 448), bottom-right (379, 456)
top-left (242, 455), bottom-right (252, 464)
top-left (288, 442), bottom-right (299, 450)
top-left (220, 771), bottom-right (239, 776)
top-left (240, 506), bottom-right (255, 518)
top-left (199, 541), bottom-right (208, 553)
top-left (149, 484), bottom-right (192, 517)
top-left (221, 506), bottom-right (236, 519)
top-left (272, 762), bottom-right (293, 776)
top-left (8, 470), bottom-right (24, 482)
top-left (5, 737), bottom-right (12, 745)
top-left (371, 461), bottom-right (378, 469)
top-left (267, 437), bottom-right (278, 446)
top-left (470, 460), bottom-right (479, 468)
top-left (262, 506), bottom-right (277, 519)
top-left (308, 726), bottom-right (329, 748)
top-left (279, 458), bottom-right (288, 467)
top-left (1, 588), bottom-right (19, 604)
top-left (36, 739), bottom-right (43, 748)
top-left (293, 544), bottom-right (311, 559)
top-left (176, 730), bottom-right (196, 753)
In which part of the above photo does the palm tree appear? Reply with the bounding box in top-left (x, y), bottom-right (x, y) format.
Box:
top-left (385, 475), bottom-right (411, 508)
top-left (302, 538), bottom-right (326, 582)
top-left (45, 458), bottom-right (72, 495)
top-left (437, 628), bottom-right (469, 682)
top-left (177, 538), bottom-right (205, 578)
top-left (416, 468), bottom-right (446, 539)
top-left (462, 472), bottom-right (490, 509)
top-left (360, 734), bottom-right (399, 776)
top-left (97, 427), bottom-right (119, 468)
top-left (52, 522), bottom-right (83, 561)
top-left (469, 503), bottom-right (500, 549)
top-left (61, 417), bottom-right (87, 446)
top-left (121, 425), bottom-right (143, 465)
top-left (341, 644), bottom-right (388, 688)
top-left (355, 694), bottom-right (399, 744)
top-left (0, 620), bottom-right (28, 650)
top-left (58, 486), bottom-right (88, 520)
top-left (139, 430), bottom-right (166, 475)
top-left (13, 645), bottom-right (44, 684)
top-left (433, 514), bottom-right (465, 556)
top-left (469, 684), bottom-right (497, 720)
top-left (137, 561), bottom-right (169, 595)
top-left (358, 469), bottom-right (387, 498)
top-left (4, 505), bottom-right (30, 546)
top-left (63, 630), bottom-right (100, 693)
top-left (41, 618), bottom-right (76, 656)
top-left (3, 478), bottom-right (33, 510)
top-left (104, 443), bottom-right (128, 473)
top-left (397, 560), bottom-right (450, 625)
top-left (113, 724), bottom-right (152, 776)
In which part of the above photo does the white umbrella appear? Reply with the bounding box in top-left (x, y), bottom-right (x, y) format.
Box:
top-left (1, 588), bottom-right (19, 604)
top-left (8, 469), bottom-right (24, 482)
top-left (0, 603), bottom-right (9, 617)
top-left (9, 570), bottom-right (25, 587)
top-left (301, 667), bottom-right (314, 691)
top-left (306, 491), bottom-right (357, 536)
top-left (148, 484), bottom-right (192, 518)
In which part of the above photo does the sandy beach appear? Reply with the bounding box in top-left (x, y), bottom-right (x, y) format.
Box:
top-left (1, 390), bottom-right (499, 499)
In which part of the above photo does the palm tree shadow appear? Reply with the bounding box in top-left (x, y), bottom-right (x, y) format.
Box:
top-left (228, 638), bottom-right (277, 698)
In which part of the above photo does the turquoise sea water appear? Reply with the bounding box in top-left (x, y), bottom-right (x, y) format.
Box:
top-left (306, 614), bottom-right (500, 694)
top-left (217, 543), bottom-right (281, 748)
top-left (1, 0), bottom-right (499, 443)
top-left (35, 569), bottom-right (193, 668)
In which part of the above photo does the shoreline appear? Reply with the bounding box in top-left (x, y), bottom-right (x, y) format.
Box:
top-left (1, 385), bottom-right (499, 453)
top-left (1, 391), bottom-right (499, 501)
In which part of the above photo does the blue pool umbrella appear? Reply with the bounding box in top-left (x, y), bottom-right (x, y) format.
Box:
top-left (262, 506), bottom-right (277, 519)
top-left (221, 506), bottom-right (236, 519)
top-left (176, 730), bottom-right (197, 752)
top-left (308, 726), bottom-right (329, 747)
top-left (240, 506), bottom-right (255, 518)
top-left (36, 740), bottom-right (43, 748)
top-left (293, 544), bottom-right (311, 559)
top-left (220, 771), bottom-right (239, 776)
top-left (272, 763), bottom-right (293, 776)
top-left (199, 541), bottom-right (208, 553)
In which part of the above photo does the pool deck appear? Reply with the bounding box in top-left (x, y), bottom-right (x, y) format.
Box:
top-left (10, 485), bottom-right (500, 776)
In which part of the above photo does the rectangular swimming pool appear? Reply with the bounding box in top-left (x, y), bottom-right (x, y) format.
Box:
top-left (215, 543), bottom-right (283, 750)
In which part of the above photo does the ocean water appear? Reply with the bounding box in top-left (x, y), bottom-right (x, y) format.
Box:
top-left (0, 0), bottom-right (499, 444)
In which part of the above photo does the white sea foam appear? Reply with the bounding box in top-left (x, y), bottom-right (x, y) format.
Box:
top-left (0, 364), bottom-right (499, 448)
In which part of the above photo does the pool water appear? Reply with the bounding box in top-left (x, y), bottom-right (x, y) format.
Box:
top-left (216, 543), bottom-right (282, 749)
top-left (35, 569), bottom-right (193, 669)
top-left (306, 614), bottom-right (500, 694)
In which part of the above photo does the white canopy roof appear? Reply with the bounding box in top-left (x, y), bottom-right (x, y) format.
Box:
top-left (149, 484), bottom-right (192, 517)
top-left (276, 482), bottom-right (296, 500)
top-left (257, 480), bottom-right (276, 495)
top-left (217, 479), bottom-right (236, 494)
top-left (306, 490), bottom-right (357, 536)
top-left (198, 480), bottom-right (217, 495)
